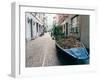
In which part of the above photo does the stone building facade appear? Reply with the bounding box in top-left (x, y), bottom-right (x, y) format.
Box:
top-left (53, 14), bottom-right (89, 49)
top-left (25, 12), bottom-right (45, 41)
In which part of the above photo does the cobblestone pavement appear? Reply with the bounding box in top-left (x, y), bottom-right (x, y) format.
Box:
top-left (26, 33), bottom-right (61, 67)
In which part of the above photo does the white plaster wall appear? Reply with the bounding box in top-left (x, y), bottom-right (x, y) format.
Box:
top-left (25, 13), bottom-right (32, 41)
top-left (25, 13), bottom-right (41, 41)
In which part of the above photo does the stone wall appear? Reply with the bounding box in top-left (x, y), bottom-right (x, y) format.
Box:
top-left (80, 15), bottom-right (89, 48)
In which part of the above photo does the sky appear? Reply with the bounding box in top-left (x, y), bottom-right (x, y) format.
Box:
top-left (45, 14), bottom-right (56, 31)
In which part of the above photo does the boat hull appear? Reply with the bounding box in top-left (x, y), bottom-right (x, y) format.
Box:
top-left (56, 42), bottom-right (89, 64)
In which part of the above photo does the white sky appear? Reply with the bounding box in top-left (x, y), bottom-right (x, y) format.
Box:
top-left (45, 14), bottom-right (56, 30)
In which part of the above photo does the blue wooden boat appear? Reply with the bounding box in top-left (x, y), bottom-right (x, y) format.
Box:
top-left (56, 42), bottom-right (89, 60)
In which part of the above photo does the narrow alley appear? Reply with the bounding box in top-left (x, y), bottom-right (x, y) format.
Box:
top-left (25, 13), bottom-right (89, 67)
top-left (26, 33), bottom-right (62, 67)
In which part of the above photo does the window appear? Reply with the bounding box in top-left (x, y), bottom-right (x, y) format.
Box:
top-left (36, 23), bottom-right (38, 32)
top-left (71, 15), bottom-right (79, 33)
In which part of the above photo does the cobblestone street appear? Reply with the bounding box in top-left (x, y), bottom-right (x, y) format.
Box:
top-left (26, 33), bottom-right (61, 67)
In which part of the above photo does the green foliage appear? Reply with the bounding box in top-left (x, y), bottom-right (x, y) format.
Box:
top-left (52, 25), bottom-right (64, 40)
